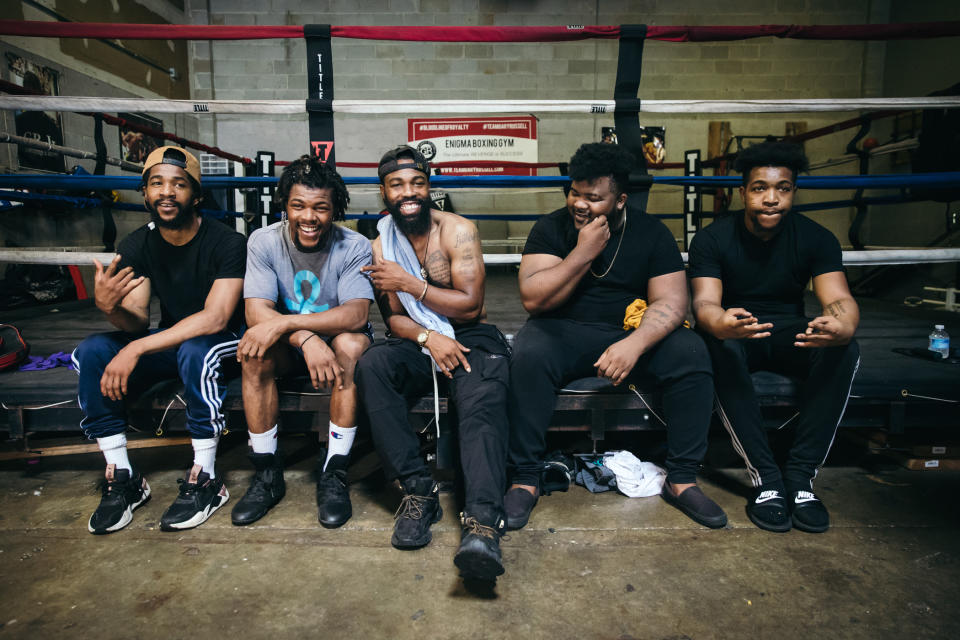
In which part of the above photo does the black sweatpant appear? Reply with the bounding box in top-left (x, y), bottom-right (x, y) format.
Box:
top-left (355, 323), bottom-right (511, 515)
top-left (700, 316), bottom-right (860, 489)
top-left (507, 318), bottom-right (715, 486)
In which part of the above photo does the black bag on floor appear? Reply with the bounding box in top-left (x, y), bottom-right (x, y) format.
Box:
top-left (0, 324), bottom-right (30, 372)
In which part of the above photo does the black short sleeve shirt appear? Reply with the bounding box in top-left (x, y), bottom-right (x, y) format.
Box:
top-left (687, 212), bottom-right (843, 319)
top-left (118, 218), bottom-right (247, 331)
top-left (523, 208), bottom-right (684, 326)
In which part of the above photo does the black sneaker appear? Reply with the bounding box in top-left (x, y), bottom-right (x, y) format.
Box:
top-left (88, 464), bottom-right (151, 535)
top-left (790, 489), bottom-right (830, 533)
top-left (453, 509), bottom-right (506, 581)
top-left (746, 487), bottom-right (791, 533)
top-left (391, 476), bottom-right (442, 550)
top-left (317, 451), bottom-right (352, 529)
top-left (160, 464), bottom-right (229, 531)
top-left (231, 451), bottom-right (285, 526)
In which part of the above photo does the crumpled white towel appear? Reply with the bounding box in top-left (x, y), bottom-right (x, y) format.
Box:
top-left (603, 450), bottom-right (666, 498)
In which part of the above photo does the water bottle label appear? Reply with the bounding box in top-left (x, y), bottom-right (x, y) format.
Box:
top-left (930, 338), bottom-right (949, 351)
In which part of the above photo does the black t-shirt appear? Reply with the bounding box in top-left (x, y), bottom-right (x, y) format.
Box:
top-left (687, 212), bottom-right (843, 319)
top-left (118, 218), bottom-right (247, 331)
top-left (523, 208), bottom-right (684, 326)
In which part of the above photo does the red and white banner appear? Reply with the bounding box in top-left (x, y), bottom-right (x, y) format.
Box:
top-left (407, 116), bottom-right (538, 176)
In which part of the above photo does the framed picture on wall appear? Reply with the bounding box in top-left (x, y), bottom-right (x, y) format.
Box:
top-left (6, 52), bottom-right (66, 173)
top-left (118, 112), bottom-right (164, 164)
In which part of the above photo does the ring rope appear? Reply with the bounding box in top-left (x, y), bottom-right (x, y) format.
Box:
top-left (0, 131), bottom-right (141, 172)
top-left (1, 21), bottom-right (958, 43)
top-left (5, 249), bottom-right (957, 268)
top-left (4, 96), bottom-right (958, 115)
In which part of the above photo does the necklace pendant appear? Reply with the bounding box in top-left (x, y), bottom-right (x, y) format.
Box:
top-left (420, 267), bottom-right (428, 279)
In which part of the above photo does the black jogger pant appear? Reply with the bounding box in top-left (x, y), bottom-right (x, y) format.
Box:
top-left (507, 318), bottom-right (715, 486)
top-left (700, 316), bottom-right (860, 489)
top-left (356, 323), bottom-right (511, 516)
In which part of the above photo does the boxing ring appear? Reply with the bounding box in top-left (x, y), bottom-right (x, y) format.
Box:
top-left (0, 20), bottom-right (958, 446)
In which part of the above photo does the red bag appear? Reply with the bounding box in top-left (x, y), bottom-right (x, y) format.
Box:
top-left (0, 324), bottom-right (29, 372)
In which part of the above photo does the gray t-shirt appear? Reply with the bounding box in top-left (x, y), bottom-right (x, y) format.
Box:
top-left (244, 221), bottom-right (374, 336)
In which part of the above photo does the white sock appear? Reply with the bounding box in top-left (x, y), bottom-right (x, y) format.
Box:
top-left (98, 433), bottom-right (131, 473)
top-left (192, 437), bottom-right (219, 479)
top-left (324, 422), bottom-right (356, 470)
top-left (249, 425), bottom-right (279, 455)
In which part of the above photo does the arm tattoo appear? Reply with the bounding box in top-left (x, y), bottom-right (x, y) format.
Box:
top-left (455, 229), bottom-right (477, 248)
top-left (825, 300), bottom-right (845, 318)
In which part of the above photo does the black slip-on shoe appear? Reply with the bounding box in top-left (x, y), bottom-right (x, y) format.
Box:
top-left (660, 484), bottom-right (728, 529)
top-left (790, 489), bottom-right (830, 533)
top-left (453, 511), bottom-right (506, 581)
top-left (231, 451), bottom-right (285, 526)
top-left (317, 452), bottom-right (352, 529)
top-left (746, 488), bottom-right (792, 533)
top-left (503, 487), bottom-right (538, 531)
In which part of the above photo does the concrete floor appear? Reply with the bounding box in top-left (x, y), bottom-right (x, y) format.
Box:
top-left (0, 435), bottom-right (958, 640)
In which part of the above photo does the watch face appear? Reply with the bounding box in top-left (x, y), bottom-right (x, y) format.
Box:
top-left (417, 331), bottom-right (428, 345)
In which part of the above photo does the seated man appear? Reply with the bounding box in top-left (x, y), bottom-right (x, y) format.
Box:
top-left (73, 146), bottom-right (246, 534)
top-left (357, 146), bottom-right (511, 581)
top-left (234, 156), bottom-right (374, 528)
top-left (505, 142), bottom-right (726, 530)
top-left (689, 141), bottom-right (860, 534)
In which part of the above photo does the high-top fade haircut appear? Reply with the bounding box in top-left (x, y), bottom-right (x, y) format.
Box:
top-left (734, 141), bottom-right (810, 186)
top-left (276, 155), bottom-right (350, 221)
top-left (568, 142), bottom-right (636, 195)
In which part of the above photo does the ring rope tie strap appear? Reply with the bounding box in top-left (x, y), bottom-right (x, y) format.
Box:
top-left (304, 24), bottom-right (336, 166)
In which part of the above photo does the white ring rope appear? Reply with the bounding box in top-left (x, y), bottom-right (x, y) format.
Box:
top-left (2, 96), bottom-right (959, 115)
top-left (4, 248), bottom-right (958, 267)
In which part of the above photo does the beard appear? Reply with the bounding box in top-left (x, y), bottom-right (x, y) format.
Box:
top-left (146, 198), bottom-right (196, 230)
top-left (385, 196), bottom-right (432, 236)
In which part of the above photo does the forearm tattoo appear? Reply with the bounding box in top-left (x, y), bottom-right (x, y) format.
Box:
top-left (825, 300), bottom-right (846, 319)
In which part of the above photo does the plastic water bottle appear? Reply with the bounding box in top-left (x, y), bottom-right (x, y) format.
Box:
top-left (928, 324), bottom-right (950, 359)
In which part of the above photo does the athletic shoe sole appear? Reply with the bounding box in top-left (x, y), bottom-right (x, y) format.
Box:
top-left (88, 481), bottom-right (151, 535)
top-left (454, 549), bottom-right (505, 581)
top-left (791, 512), bottom-right (829, 534)
top-left (746, 505), bottom-right (792, 533)
top-left (160, 487), bottom-right (229, 531)
top-left (390, 506), bottom-right (443, 550)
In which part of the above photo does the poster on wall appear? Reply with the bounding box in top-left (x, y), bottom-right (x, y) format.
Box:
top-left (407, 116), bottom-right (538, 176)
top-left (6, 53), bottom-right (65, 173)
top-left (118, 113), bottom-right (164, 164)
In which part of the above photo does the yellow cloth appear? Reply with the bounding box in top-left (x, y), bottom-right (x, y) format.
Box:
top-left (623, 298), bottom-right (690, 330)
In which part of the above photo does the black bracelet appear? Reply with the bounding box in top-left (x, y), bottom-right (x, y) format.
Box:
top-left (299, 333), bottom-right (318, 350)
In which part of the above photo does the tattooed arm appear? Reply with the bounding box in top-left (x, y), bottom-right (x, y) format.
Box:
top-left (796, 271), bottom-right (859, 348)
top-left (418, 217), bottom-right (486, 323)
top-left (593, 270), bottom-right (689, 385)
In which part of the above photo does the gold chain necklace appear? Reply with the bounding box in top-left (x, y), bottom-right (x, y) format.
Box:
top-left (590, 210), bottom-right (627, 279)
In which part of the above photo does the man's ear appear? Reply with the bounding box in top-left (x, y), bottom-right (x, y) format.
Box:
top-left (617, 192), bottom-right (627, 210)
top-left (738, 185), bottom-right (745, 202)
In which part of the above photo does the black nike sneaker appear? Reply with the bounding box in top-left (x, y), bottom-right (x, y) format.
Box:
top-left (317, 451), bottom-right (352, 529)
top-left (391, 476), bottom-right (442, 549)
top-left (88, 464), bottom-right (151, 535)
top-left (160, 464), bottom-right (229, 531)
top-left (231, 451), bottom-right (285, 526)
top-left (453, 508), bottom-right (506, 581)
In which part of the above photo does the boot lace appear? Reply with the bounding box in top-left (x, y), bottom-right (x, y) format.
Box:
top-left (394, 493), bottom-right (430, 521)
top-left (462, 516), bottom-right (500, 540)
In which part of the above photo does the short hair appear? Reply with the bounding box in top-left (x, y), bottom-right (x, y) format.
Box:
top-left (275, 155), bottom-right (350, 221)
top-left (568, 143), bottom-right (636, 195)
top-left (734, 141), bottom-right (809, 185)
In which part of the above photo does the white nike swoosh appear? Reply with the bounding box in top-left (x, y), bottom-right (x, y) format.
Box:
top-left (755, 495), bottom-right (782, 504)
top-left (794, 497), bottom-right (820, 504)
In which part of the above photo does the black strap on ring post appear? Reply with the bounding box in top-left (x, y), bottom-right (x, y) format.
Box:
top-left (614, 24), bottom-right (649, 215)
top-left (304, 24), bottom-right (336, 168)
top-left (92, 114), bottom-right (116, 251)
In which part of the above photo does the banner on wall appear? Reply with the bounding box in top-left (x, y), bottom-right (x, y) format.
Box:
top-left (407, 116), bottom-right (538, 176)
top-left (6, 53), bottom-right (65, 173)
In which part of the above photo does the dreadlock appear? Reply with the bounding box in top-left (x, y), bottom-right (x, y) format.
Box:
top-left (275, 155), bottom-right (350, 221)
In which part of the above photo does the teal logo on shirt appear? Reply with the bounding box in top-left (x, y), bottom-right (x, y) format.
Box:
top-left (284, 270), bottom-right (330, 314)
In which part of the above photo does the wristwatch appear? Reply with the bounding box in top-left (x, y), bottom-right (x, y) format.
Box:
top-left (416, 329), bottom-right (433, 347)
